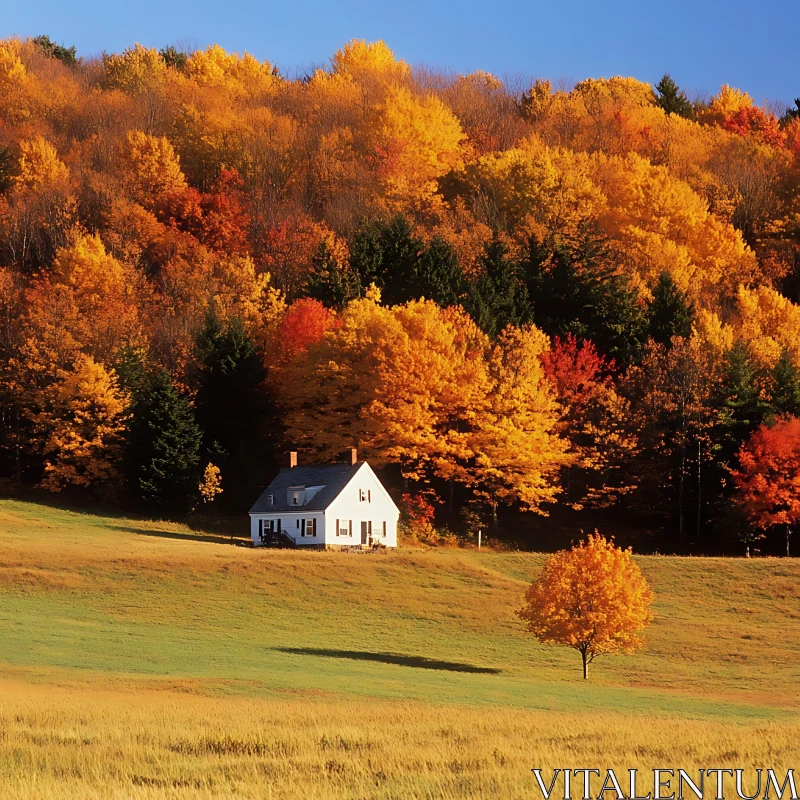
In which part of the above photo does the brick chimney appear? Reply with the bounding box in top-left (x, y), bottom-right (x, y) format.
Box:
top-left (349, 447), bottom-right (358, 466)
top-left (288, 451), bottom-right (298, 469)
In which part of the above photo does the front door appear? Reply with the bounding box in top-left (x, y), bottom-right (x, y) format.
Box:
top-left (361, 521), bottom-right (369, 545)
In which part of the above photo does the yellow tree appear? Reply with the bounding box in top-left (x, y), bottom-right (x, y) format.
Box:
top-left (31, 354), bottom-right (129, 491)
top-left (735, 285), bottom-right (800, 368)
top-left (332, 39), bottom-right (410, 86)
top-left (593, 152), bottom-right (759, 302)
top-left (518, 532), bottom-right (654, 679)
top-left (13, 136), bottom-right (69, 190)
top-left (469, 325), bottom-right (570, 520)
top-left (186, 44), bottom-right (277, 98)
top-left (50, 230), bottom-right (143, 362)
top-left (369, 300), bottom-right (492, 486)
top-left (698, 84), bottom-right (753, 126)
top-left (125, 130), bottom-right (187, 204)
top-left (0, 37), bottom-right (32, 122)
top-left (445, 137), bottom-right (603, 243)
top-left (102, 43), bottom-right (167, 94)
top-left (367, 86), bottom-right (465, 212)
top-left (198, 463), bottom-right (223, 503)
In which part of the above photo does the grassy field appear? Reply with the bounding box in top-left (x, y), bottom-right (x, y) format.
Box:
top-left (0, 498), bottom-right (798, 798)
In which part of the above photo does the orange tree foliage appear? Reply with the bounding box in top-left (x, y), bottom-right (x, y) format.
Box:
top-left (731, 417), bottom-right (800, 556)
top-left (30, 354), bottom-right (129, 491)
top-left (280, 296), bottom-right (568, 515)
top-left (517, 532), bottom-right (654, 678)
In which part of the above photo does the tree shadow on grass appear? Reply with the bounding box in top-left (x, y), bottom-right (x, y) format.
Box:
top-left (275, 647), bottom-right (501, 674)
top-left (109, 525), bottom-right (243, 546)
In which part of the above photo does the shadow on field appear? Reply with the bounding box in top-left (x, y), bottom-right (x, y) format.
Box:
top-left (111, 525), bottom-right (238, 546)
top-left (275, 647), bottom-right (501, 674)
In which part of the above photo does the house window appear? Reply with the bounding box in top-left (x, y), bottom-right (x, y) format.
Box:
top-left (374, 521), bottom-right (385, 538)
top-left (359, 489), bottom-right (371, 502)
top-left (338, 519), bottom-right (351, 537)
top-left (305, 519), bottom-right (316, 537)
top-left (291, 491), bottom-right (302, 505)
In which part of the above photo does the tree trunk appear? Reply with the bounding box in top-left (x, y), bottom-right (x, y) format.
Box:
top-left (786, 525), bottom-right (791, 557)
top-left (696, 439), bottom-right (702, 542)
top-left (490, 501), bottom-right (498, 535)
top-left (678, 445), bottom-right (687, 553)
top-left (581, 649), bottom-right (589, 680)
top-left (14, 405), bottom-right (21, 485)
top-left (448, 481), bottom-right (454, 522)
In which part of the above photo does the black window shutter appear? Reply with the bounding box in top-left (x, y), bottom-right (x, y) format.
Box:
top-left (336, 518), bottom-right (339, 537)
top-left (313, 518), bottom-right (317, 536)
top-left (277, 519), bottom-right (281, 532)
top-left (258, 519), bottom-right (263, 539)
top-left (301, 518), bottom-right (305, 537)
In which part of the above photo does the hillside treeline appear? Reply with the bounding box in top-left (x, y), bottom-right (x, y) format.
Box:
top-left (1, 36), bottom-right (800, 553)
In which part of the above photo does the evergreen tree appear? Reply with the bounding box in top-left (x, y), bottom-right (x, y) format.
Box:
top-left (304, 239), bottom-right (360, 308)
top-left (32, 35), bottom-right (78, 67)
top-left (466, 238), bottom-right (532, 336)
top-left (654, 73), bottom-right (693, 119)
top-left (647, 272), bottom-right (694, 346)
top-left (769, 349), bottom-right (800, 417)
top-left (524, 231), bottom-right (648, 368)
top-left (125, 371), bottom-right (203, 513)
top-left (194, 315), bottom-right (279, 503)
top-left (112, 345), bottom-right (151, 401)
top-left (349, 215), bottom-right (466, 307)
top-left (713, 342), bottom-right (770, 459)
top-left (416, 236), bottom-right (466, 308)
top-left (780, 98), bottom-right (800, 125)
top-left (159, 45), bottom-right (189, 71)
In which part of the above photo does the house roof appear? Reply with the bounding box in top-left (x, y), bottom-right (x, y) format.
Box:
top-left (249, 462), bottom-right (365, 513)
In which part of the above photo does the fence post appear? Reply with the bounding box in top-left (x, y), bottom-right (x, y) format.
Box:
top-left (478, 529), bottom-right (481, 550)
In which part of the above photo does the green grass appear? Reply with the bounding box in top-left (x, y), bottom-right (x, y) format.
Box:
top-left (0, 498), bottom-right (797, 720)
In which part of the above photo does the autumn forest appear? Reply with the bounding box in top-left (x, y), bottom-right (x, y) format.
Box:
top-left (1, 36), bottom-right (800, 555)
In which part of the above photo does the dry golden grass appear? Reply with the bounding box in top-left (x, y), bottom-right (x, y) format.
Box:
top-left (1, 678), bottom-right (797, 800)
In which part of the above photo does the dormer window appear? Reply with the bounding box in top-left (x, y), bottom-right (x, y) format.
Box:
top-left (288, 487), bottom-right (306, 506)
top-left (267, 493), bottom-right (274, 506)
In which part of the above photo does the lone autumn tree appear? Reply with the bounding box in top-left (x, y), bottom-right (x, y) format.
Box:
top-left (518, 533), bottom-right (654, 679)
top-left (731, 416), bottom-right (800, 557)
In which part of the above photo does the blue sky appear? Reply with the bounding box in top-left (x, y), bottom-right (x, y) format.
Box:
top-left (5, 0), bottom-right (798, 106)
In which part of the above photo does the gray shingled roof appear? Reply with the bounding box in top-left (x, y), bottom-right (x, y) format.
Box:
top-left (249, 462), bottom-right (364, 513)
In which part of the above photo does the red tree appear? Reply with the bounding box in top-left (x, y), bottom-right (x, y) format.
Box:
top-left (540, 334), bottom-right (613, 401)
top-left (731, 417), bottom-right (800, 556)
top-left (272, 298), bottom-right (336, 365)
top-left (722, 106), bottom-right (784, 148)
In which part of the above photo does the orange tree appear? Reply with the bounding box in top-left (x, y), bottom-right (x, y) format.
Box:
top-left (731, 417), bottom-right (800, 557)
top-left (517, 533), bottom-right (654, 679)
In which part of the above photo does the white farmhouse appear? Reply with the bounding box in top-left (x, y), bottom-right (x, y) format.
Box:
top-left (249, 450), bottom-right (400, 548)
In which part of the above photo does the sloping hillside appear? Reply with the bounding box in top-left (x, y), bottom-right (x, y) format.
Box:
top-left (0, 499), bottom-right (797, 798)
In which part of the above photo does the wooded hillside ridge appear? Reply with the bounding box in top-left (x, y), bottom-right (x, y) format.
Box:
top-left (1, 36), bottom-right (799, 555)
